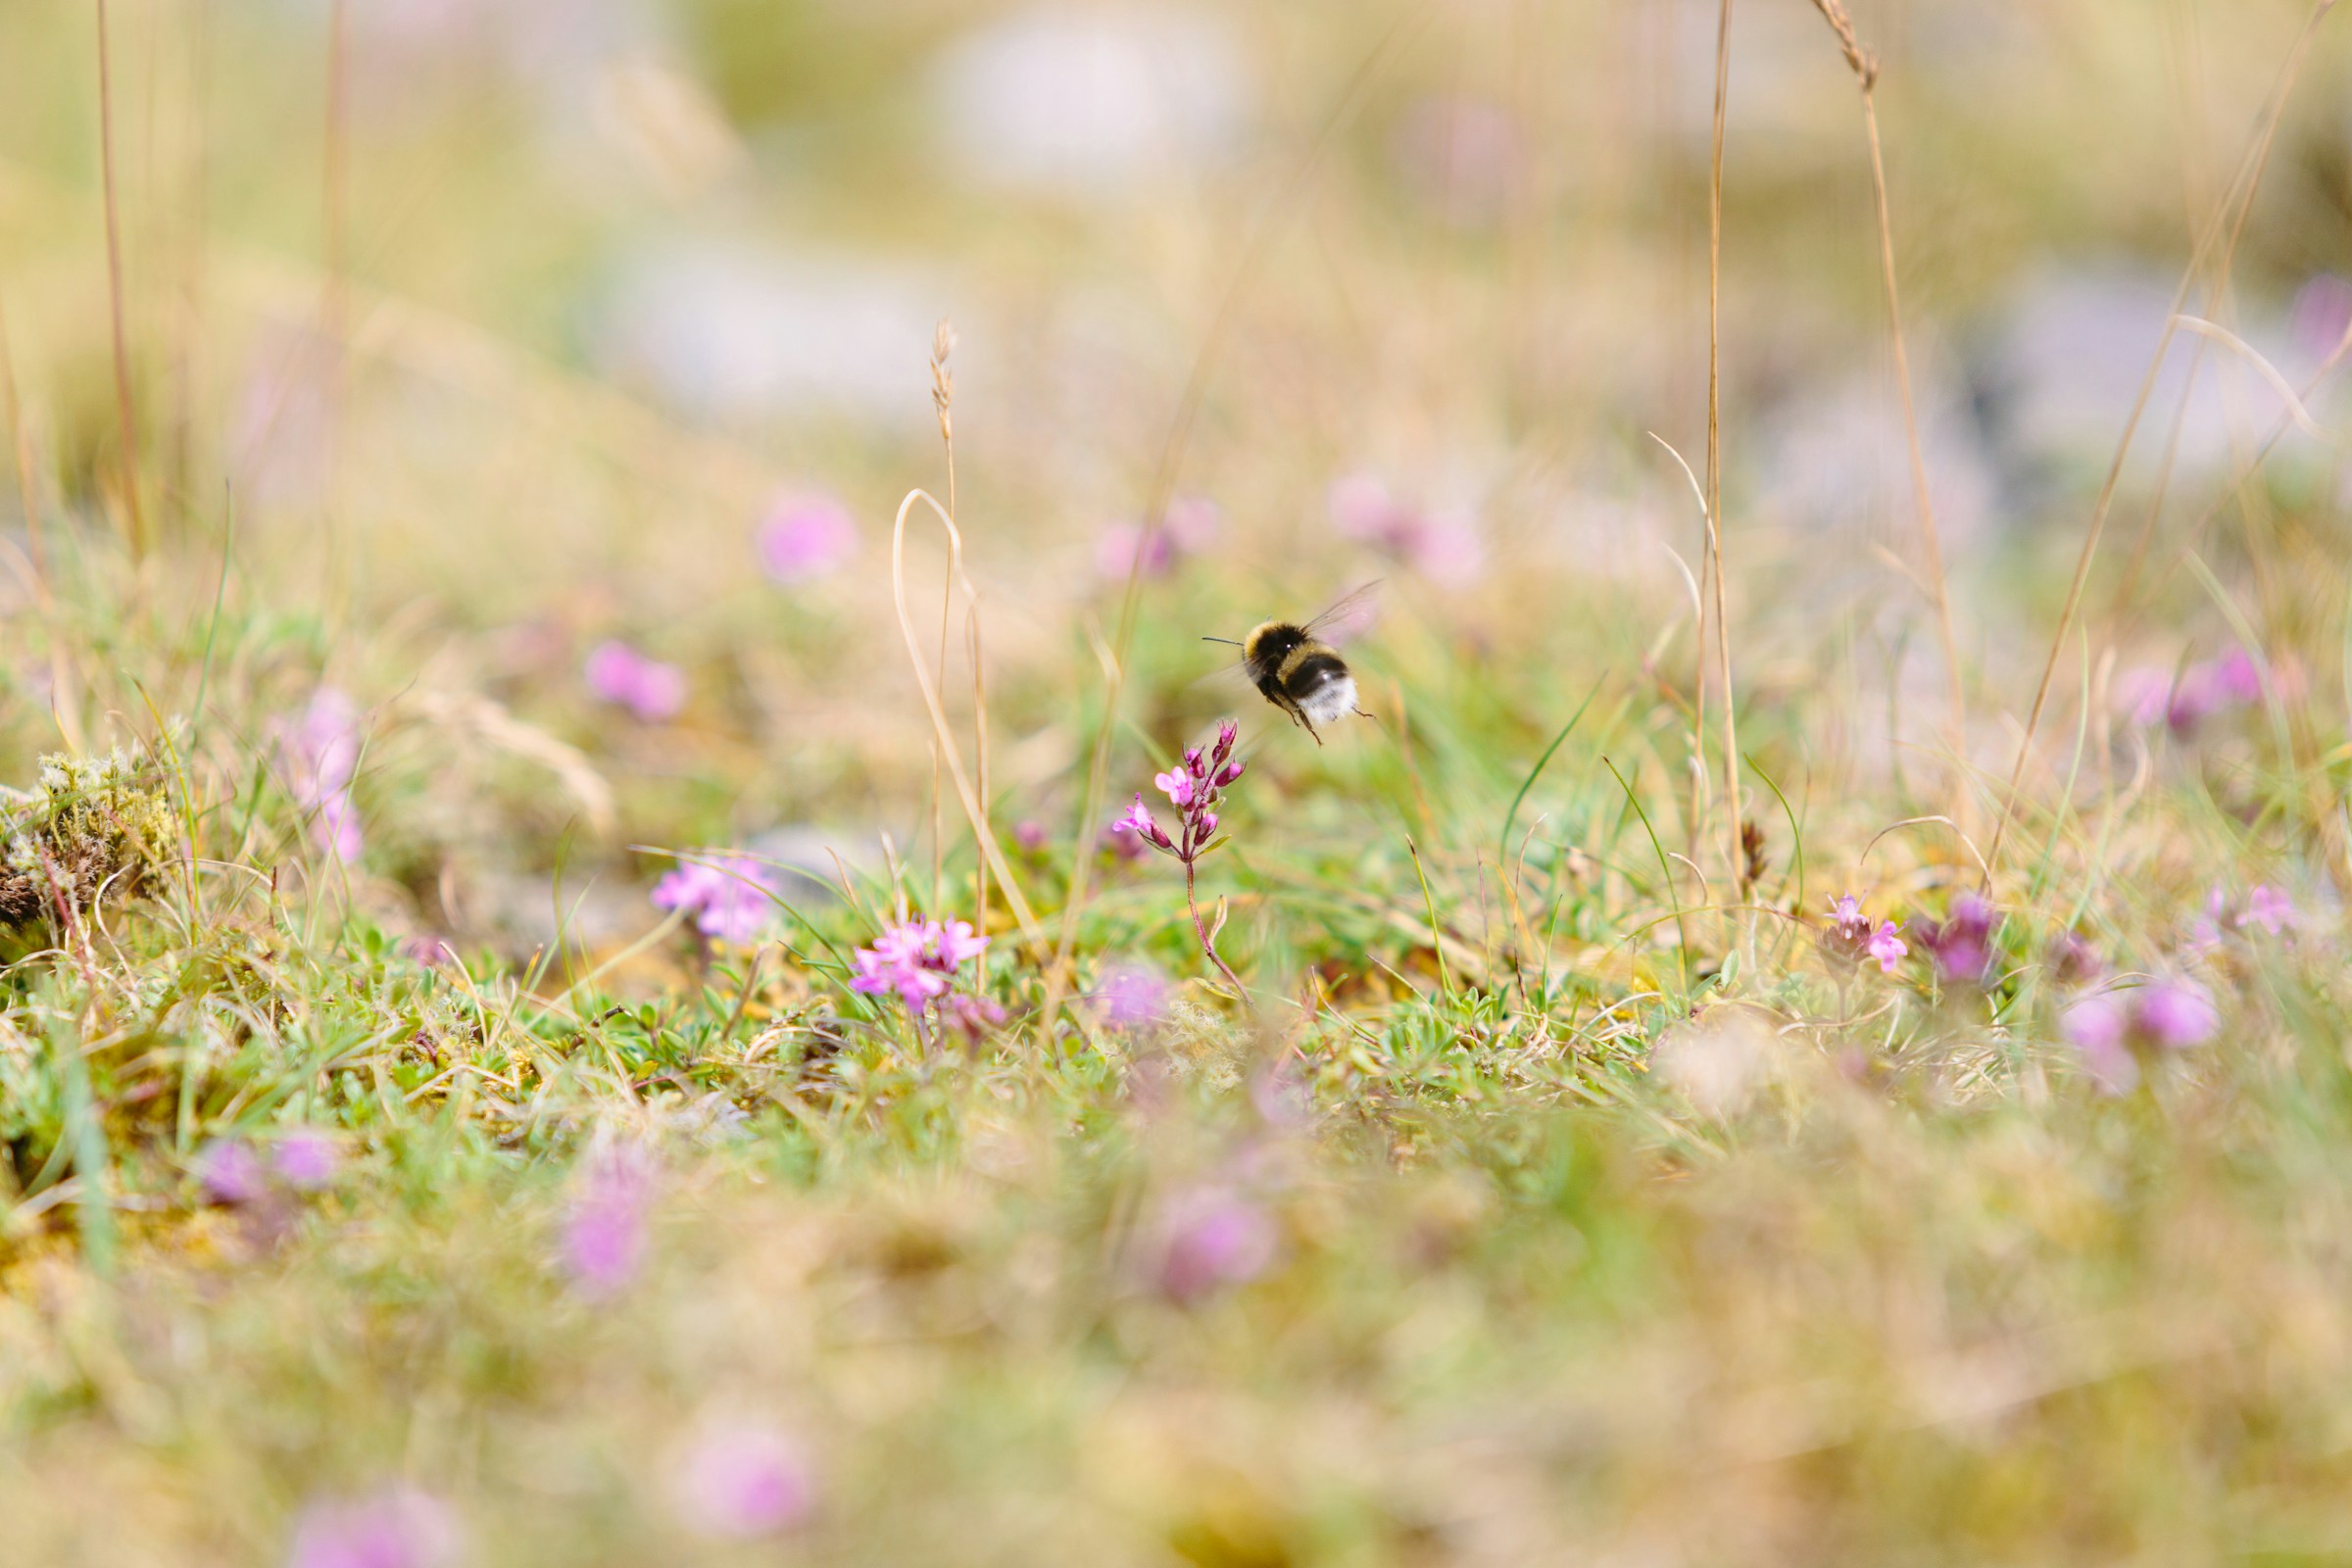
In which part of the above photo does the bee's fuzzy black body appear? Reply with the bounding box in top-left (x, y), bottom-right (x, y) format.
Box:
top-left (1241, 620), bottom-right (1359, 744)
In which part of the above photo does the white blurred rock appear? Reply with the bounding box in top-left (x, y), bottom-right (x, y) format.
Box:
top-left (928, 5), bottom-right (1250, 196)
top-left (595, 242), bottom-right (951, 424)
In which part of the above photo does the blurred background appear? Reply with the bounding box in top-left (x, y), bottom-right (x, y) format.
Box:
top-left (0, 0), bottom-right (2346, 954)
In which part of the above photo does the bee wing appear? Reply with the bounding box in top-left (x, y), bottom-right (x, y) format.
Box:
top-left (1303, 580), bottom-right (1384, 647)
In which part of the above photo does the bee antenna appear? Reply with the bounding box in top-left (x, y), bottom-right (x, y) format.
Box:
top-left (1200, 636), bottom-right (1243, 646)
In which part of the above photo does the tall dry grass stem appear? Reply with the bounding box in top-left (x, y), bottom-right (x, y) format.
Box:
top-left (1983, 0), bottom-right (2336, 884)
top-left (94, 0), bottom-right (147, 561)
top-left (1806, 0), bottom-right (1970, 824)
top-left (1703, 0), bottom-right (1744, 898)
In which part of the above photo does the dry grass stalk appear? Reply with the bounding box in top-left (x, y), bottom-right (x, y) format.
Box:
top-left (1704, 0), bottom-right (1744, 897)
top-left (1806, 0), bottom-right (1970, 824)
top-left (1982, 0), bottom-right (2338, 883)
top-left (93, 0), bottom-right (147, 561)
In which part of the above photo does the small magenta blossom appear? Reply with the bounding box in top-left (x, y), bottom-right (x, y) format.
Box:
top-left (1125, 721), bottom-right (1249, 992)
top-left (2062, 977), bottom-right (2219, 1095)
top-left (584, 640), bottom-right (686, 722)
top-left (2119, 649), bottom-right (2266, 736)
top-left (849, 915), bottom-right (991, 1015)
top-left (1094, 495), bottom-right (1222, 581)
top-left (757, 492), bottom-right (858, 583)
top-left (1154, 1185), bottom-right (1279, 1303)
top-left (274, 1131), bottom-right (342, 1191)
top-left (561, 1144), bottom-right (654, 1298)
top-left (1096, 961), bottom-right (1171, 1029)
top-left (673, 1423), bottom-right (816, 1540)
top-left (1917, 894), bottom-right (1997, 986)
top-left (651, 854), bottom-right (777, 945)
top-left (200, 1140), bottom-right (268, 1205)
top-left (2242, 884), bottom-right (2297, 936)
top-left (1327, 472), bottom-right (1484, 585)
top-left (1822, 894), bottom-right (1906, 976)
top-left (285, 1485), bottom-right (459, 1568)
top-left (276, 688), bottom-right (365, 864)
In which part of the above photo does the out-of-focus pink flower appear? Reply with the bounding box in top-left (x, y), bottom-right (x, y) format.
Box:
top-left (2121, 649), bottom-right (2267, 736)
top-left (1096, 961), bottom-right (1170, 1028)
top-left (1094, 521), bottom-right (1176, 580)
top-left (584, 640), bottom-right (686, 722)
top-left (1094, 495), bottom-right (1222, 581)
top-left (1153, 1186), bottom-right (1278, 1303)
top-left (200, 1140), bottom-right (267, 1205)
top-left (2134, 978), bottom-right (2218, 1049)
top-left (1391, 94), bottom-right (1523, 227)
top-left (1012, 818), bottom-right (1049, 855)
top-left (276, 688), bottom-right (365, 864)
top-left (2061, 977), bottom-right (2218, 1093)
top-left (2242, 884), bottom-right (2297, 936)
top-left (2114, 667), bottom-right (2173, 728)
top-left (397, 934), bottom-right (459, 967)
top-left (673, 1423), bottom-right (815, 1541)
top-left (1917, 894), bottom-right (1996, 985)
top-left (757, 492), bottom-right (858, 584)
top-left (285, 1485), bottom-right (459, 1568)
top-left (1326, 472), bottom-right (1484, 584)
top-left (651, 854), bottom-right (777, 945)
top-left (274, 1131), bottom-right (342, 1191)
top-left (2048, 931), bottom-right (2103, 984)
top-left (848, 915), bottom-right (991, 1016)
top-left (2062, 994), bottom-right (2138, 1095)
top-left (2292, 272), bottom-right (2352, 361)
top-left (561, 1144), bottom-right (654, 1298)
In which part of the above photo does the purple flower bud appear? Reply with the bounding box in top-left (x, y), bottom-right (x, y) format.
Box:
top-left (1197, 812), bottom-right (1217, 839)
top-left (1215, 760), bottom-right (1244, 787)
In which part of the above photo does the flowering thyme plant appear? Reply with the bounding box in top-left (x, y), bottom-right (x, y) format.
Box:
top-left (849, 915), bottom-right (1002, 1043)
top-left (1121, 720), bottom-right (1248, 994)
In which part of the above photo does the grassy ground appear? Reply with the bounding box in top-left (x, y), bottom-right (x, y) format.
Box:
top-left (5, 0), bottom-right (2352, 1563)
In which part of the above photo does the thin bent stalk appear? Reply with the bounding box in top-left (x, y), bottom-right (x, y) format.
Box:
top-left (95, 0), bottom-right (147, 560)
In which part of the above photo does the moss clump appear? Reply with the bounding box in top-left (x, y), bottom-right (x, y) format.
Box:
top-left (0, 751), bottom-right (176, 928)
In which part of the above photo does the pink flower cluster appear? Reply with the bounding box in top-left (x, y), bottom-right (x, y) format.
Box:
top-left (1327, 472), bottom-right (1484, 585)
top-left (2116, 649), bottom-right (2263, 735)
top-left (651, 854), bottom-right (777, 945)
top-left (2194, 883), bottom-right (2298, 949)
top-left (276, 688), bottom-right (365, 864)
top-left (1822, 894), bottom-right (1907, 975)
top-left (1916, 893), bottom-right (1997, 986)
top-left (849, 915), bottom-right (998, 1038)
top-left (2062, 978), bottom-right (2219, 1095)
top-left (757, 492), bottom-right (858, 584)
top-left (1120, 721), bottom-right (1245, 864)
top-left (585, 639), bottom-right (686, 722)
top-left (1095, 495), bottom-right (1221, 581)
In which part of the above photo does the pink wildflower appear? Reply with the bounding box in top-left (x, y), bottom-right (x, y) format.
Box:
top-left (1822, 894), bottom-right (1904, 975)
top-left (651, 854), bottom-right (776, 945)
top-left (285, 1487), bottom-right (459, 1568)
top-left (561, 1145), bottom-right (654, 1298)
top-left (1154, 1185), bottom-right (1279, 1303)
top-left (2242, 884), bottom-right (2297, 936)
top-left (1917, 894), bottom-right (1996, 985)
top-left (584, 640), bottom-right (686, 722)
top-left (200, 1140), bottom-right (267, 1205)
top-left (274, 1131), bottom-right (342, 1191)
top-left (1096, 961), bottom-right (1171, 1029)
top-left (2062, 994), bottom-right (2138, 1095)
top-left (756, 492), bottom-right (858, 584)
top-left (1326, 472), bottom-right (1484, 583)
top-left (849, 915), bottom-right (992, 1018)
top-left (1094, 522), bottom-right (1176, 580)
top-left (2061, 977), bottom-right (2218, 1094)
top-left (673, 1423), bottom-right (816, 1541)
top-left (276, 688), bottom-right (365, 864)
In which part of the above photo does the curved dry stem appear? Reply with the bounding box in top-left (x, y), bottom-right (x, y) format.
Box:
top-left (889, 487), bottom-right (1042, 951)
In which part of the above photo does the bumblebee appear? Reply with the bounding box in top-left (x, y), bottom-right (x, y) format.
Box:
top-left (1206, 582), bottom-right (1379, 744)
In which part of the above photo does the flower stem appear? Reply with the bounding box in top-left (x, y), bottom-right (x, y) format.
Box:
top-left (1184, 855), bottom-right (1247, 999)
